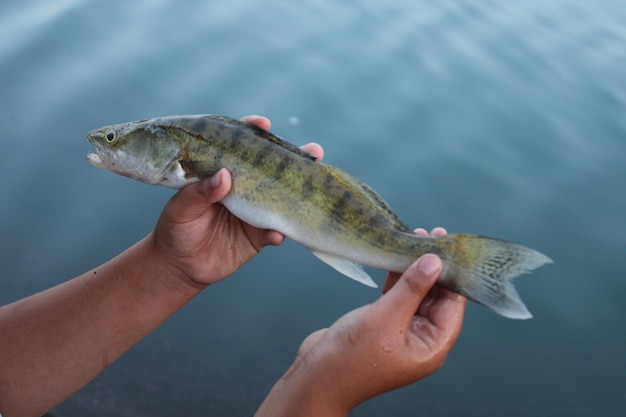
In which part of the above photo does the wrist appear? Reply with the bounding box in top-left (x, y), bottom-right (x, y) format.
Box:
top-left (256, 358), bottom-right (352, 417)
top-left (138, 233), bottom-right (208, 300)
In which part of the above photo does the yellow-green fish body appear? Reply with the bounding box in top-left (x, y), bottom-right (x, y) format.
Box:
top-left (87, 114), bottom-right (551, 319)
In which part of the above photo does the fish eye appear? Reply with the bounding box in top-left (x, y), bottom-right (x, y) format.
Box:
top-left (105, 131), bottom-right (118, 143)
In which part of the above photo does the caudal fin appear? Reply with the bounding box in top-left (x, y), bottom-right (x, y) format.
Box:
top-left (440, 235), bottom-right (552, 319)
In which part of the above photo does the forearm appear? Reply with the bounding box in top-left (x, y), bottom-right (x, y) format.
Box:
top-left (0, 235), bottom-right (205, 417)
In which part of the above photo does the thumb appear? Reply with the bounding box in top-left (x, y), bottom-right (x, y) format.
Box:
top-left (165, 169), bottom-right (232, 222)
top-left (377, 254), bottom-right (442, 325)
top-left (195, 168), bottom-right (232, 203)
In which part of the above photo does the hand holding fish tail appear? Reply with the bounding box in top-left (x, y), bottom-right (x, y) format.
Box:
top-left (149, 115), bottom-right (325, 287)
top-left (255, 247), bottom-right (466, 417)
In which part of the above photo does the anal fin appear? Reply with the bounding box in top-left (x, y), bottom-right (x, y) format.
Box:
top-left (312, 251), bottom-right (378, 288)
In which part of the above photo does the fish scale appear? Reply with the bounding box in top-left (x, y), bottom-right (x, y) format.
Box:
top-left (87, 114), bottom-right (552, 319)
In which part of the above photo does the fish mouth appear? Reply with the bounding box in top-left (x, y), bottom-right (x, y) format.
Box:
top-left (86, 132), bottom-right (106, 167)
top-left (87, 151), bottom-right (104, 167)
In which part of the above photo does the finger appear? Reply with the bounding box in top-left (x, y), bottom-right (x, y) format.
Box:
top-left (241, 115), bottom-right (271, 131)
top-left (377, 254), bottom-right (443, 326)
top-left (166, 169), bottom-right (232, 222)
top-left (263, 230), bottom-right (286, 247)
top-left (300, 142), bottom-right (324, 162)
top-left (382, 228), bottom-right (432, 293)
top-left (241, 227), bottom-right (285, 253)
top-left (430, 227), bottom-right (447, 236)
top-left (416, 286), bottom-right (440, 317)
top-left (422, 288), bottom-right (466, 342)
top-left (196, 168), bottom-right (232, 202)
top-left (406, 289), bottom-right (465, 377)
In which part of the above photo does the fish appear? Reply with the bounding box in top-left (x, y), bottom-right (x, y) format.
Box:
top-left (87, 114), bottom-right (552, 319)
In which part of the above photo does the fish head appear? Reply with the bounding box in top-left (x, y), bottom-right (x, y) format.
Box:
top-left (87, 120), bottom-right (185, 187)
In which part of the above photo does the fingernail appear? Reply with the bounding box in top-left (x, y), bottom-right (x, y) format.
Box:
top-left (417, 254), bottom-right (441, 276)
top-left (210, 170), bottom-right (222, 188)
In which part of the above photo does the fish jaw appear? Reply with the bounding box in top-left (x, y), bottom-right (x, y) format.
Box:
top-left (86, 132), bottom-right (108, 168)
top-left (86, 123), bottom-right (190, 188)
top-left (87, 151), bottom-right (105, 167)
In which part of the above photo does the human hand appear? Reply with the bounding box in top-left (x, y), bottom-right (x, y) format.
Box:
top-left (382, 226), bottom-right (448, 293)
top-left (256, 228), bottom-right (466, 417)
top-left (148, 115), bottom-right (324, 289)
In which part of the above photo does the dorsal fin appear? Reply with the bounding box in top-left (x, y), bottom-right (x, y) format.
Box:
top-left (247, 123), bottom-right (318, 161)
top-left (324, 165), bottom-right (413, 233)
top-left (216, 116), bottom-right (317, 161)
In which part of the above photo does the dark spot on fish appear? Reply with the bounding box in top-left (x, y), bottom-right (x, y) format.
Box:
top-left (369, 214), bottom-right (387, 227)
top-left (322, 174), bottom-right (334, 190)
top-left (231, 127), bottom-right (244, 146)
top-left (324, 191), bottom-right (356, 223)
top-left (191, 117), bottom-right (207, 134)
top-left (367, 232), bottom-right (390, 248)
top-left (301, 177), bottom-right (315, 196)
top-left (213, 147), bottom-right (225, 165)
top-left (275, 155), bottom-right (290, 176)
top-left (252, 149), bottom-right (266, 168)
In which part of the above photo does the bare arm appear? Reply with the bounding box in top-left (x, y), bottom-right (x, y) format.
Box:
top-left (0, 237), bottom-right (200, 416)
top-left (0, 116), bottom-right (323, 417)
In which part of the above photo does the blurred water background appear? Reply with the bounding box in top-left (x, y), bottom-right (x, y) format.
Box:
top-left (1, 0), bottom-right (625, 416)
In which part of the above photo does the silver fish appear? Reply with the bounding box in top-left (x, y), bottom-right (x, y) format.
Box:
top-left (87, 114), bottom-right (551, 319)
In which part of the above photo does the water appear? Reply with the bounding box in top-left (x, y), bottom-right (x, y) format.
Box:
top-left (1, 0), bottom-right (625, 415)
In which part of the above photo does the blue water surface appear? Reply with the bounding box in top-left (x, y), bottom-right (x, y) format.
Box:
top-left (1, 1), bottom-right (625, 416)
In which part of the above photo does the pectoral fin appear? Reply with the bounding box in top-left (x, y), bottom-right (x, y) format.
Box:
top-left (312, 251), bottom-right (378, 288)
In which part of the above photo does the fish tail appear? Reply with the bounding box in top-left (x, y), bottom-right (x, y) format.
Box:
top-left (433, 234), bottom-right (552, 319)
